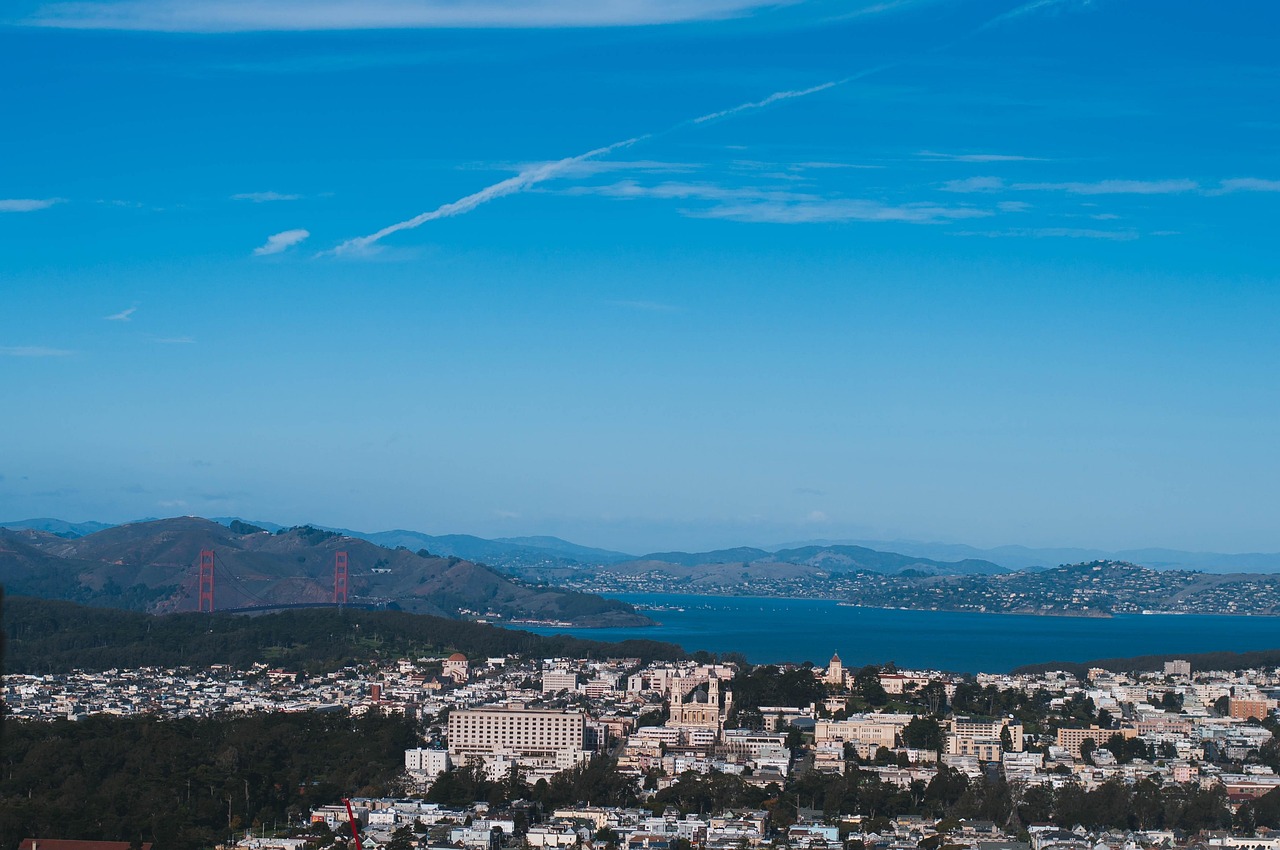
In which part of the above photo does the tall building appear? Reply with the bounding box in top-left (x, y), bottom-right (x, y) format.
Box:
top-left (1164, 659), bottom-right (1192, 677)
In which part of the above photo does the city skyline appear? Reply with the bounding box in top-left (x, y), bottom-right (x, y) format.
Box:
top-left (2, 0), bottom-right (1278, 553)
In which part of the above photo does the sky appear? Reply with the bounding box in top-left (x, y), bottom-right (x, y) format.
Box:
top-left (2, 0), bottom-right (1279, 554)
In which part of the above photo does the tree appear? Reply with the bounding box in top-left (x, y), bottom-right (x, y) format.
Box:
top-left (902, 717), bottom-right (944, 753)
top-left (1000, 726), bottom-right (1014, 753)
top-left (1079, 737), bottom-right (1097, 765)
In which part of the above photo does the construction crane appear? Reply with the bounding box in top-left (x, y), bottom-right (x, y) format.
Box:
top-left (342, 799), bottom-right (364, 850)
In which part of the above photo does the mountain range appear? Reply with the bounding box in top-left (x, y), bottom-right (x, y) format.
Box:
top-left (0, 517), bottom-right (648, 626)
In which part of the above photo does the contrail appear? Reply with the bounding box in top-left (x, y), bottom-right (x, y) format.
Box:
top-left (691, 81), bottom-right (841, 125)
top-left (977, 0), bottom-right (1086, 31)
top-left (331, 78), bottom-right (870, 255)
top-left (332, 0), bottom-right (1081, 254)
top-left (333, 136), bottom-right (646, 255)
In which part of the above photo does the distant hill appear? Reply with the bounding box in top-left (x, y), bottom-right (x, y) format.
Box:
top-left (783, 538), bottom-right (1280, 574)
top-left (620, 544), bottom-right (1007, 577)
top-left (0, 517), bottom-right (651, 627)
top-left (0, 517), bottom-right (114, 538)
top-left (494, 535), bottom-right (635, 563)
top-left (639, 547), bottom-right (774, 567)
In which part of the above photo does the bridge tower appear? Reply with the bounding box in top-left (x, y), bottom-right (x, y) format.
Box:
top-left (334, 551), bottom-right (349, 604)
top-left (198, 549), bottom-right (216, 612)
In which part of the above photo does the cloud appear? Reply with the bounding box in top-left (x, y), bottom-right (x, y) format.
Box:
top-left (693, 197), bottom-right (992, 224)
top-left (105, 306), bottom-right (137, 321)
top-left (997, 200), bottom-right (1031, 212)
top-left (568, 180), bottom-right (817, 204)
top-left (1, 346), bottom-right (75, 357)
top-left (919, 150), bottom-right (1044, 162)
top-left (23, 0), bottom-right (788, 31)
top-left (0, 198), bottom-right (62, 212)
top-left (1014, 179), bottom-right (1199, 195)
top-left (942, 176), bottom-right (1006, 193)
top-left (1211, 178), bottom-right (1280, 195)
top-left (804, 510), bottom-right (830, 523)
top-left (253, 228), bottom-right (310, 255)
top-left (944, 177), bottom-right (1203, 196)
top-left (575, 180), bottom-right (992, 225)
top-left (953, 227), bottom-right (1139, 241)
top-left (232, 191), bottom-right (303, 202)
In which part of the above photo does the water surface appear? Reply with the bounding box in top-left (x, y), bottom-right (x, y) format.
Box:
top-left (517, 592), bottom-right (1280, 672)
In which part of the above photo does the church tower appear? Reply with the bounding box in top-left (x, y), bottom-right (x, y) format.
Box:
top-left (825, 652), bottom-right (845, 687)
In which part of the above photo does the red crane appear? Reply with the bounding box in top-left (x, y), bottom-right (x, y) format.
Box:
top-left (342, 799), bottom-right (364, 850)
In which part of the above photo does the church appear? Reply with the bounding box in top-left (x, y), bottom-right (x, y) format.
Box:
top-left (667, 672), bottom-right (733, 735)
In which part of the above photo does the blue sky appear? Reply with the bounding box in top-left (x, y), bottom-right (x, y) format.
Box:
top-left (2, 0), bottom-right (1278, 553)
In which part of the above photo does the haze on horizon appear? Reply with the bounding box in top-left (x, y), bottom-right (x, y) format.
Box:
top-left (2, 0), bottom-right (1278, 556)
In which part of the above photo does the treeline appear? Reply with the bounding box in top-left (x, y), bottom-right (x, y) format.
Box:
top-left (0, 711), bottom-right (417, 850)
top-left (2, 595), bottom-right (687, 674)
top-left (1011, 648), bottom-right (1280, 679)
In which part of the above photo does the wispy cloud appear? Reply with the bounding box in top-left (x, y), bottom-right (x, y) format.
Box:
top-left (0, 198), bottom-right (63, 212)
top-left (1, 346), bottom-right (75, 357)
top-left (943, 177), bottom-right (1201, 195)
top-left (695, 198), bottom-right (992, 224)
top-left (253, 228), bottom-right (310, 255)
top-left (104, 306), bottom-right (137, 322)
top-left (1210, 178), bottom-right (1280, 195)
top-left (1015, 179), bottom-right (1199, 195)
top-left (954, 227), bottom-right (1139, 241)
top-left (941, 176), bottom-right (1007, 193)
top-left (232, 191), bottom-right (303, 202)
top-left (23, 0), bottom-right (789, 31)
top-left (567, 180), bottom-right (816, 204)
top-left (919, 150), bottom-right (1044, 162)
top-left (574, 180), bottom-right (991, 225)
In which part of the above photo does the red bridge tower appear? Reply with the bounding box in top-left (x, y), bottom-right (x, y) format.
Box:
top-left (334, 551), bottom-right (349, 604)
top-left (198, 549), bottom-right (216, 612)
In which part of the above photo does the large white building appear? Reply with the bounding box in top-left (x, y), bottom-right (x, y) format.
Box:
top-left (405, 747), bottom-right (451, 779)
top-left (448, 707), bottom-right (586, 761)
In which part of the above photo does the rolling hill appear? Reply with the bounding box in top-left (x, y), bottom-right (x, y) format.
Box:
top-left (0, 517), bottom-right (651, 626)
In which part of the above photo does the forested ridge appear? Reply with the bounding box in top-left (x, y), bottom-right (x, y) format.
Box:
top-left (2, 595), bottom-right (687, 674)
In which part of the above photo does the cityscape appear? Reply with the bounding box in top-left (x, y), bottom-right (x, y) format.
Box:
top-left (7, 639), bottom-right (1280, 850)
top-left (4, 1), bottom-right (1280, 850)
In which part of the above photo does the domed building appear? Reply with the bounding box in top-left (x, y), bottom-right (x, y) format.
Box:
top-left (443, 652), bottom-right (469, 683)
